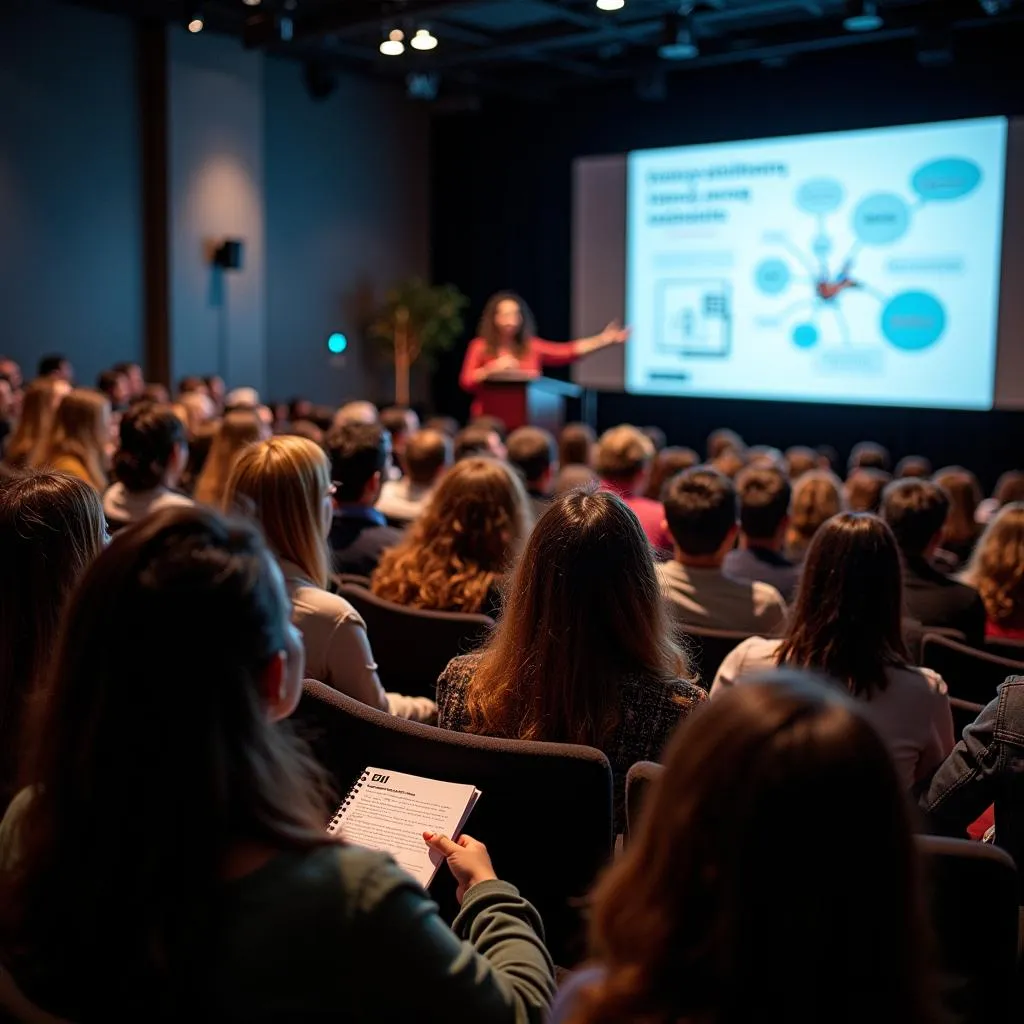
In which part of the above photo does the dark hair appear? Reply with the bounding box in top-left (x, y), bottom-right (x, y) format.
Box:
top-left (707, 427), bottom-right (745, 461)
top-left (575, 671), bottom-right (942, 1024)
top-left (469, 414), bottom-right (508, 442)
top-left (816, 444), bottom-right (839, 472)
top-left (644, 446), bottom-right (699, 500)
top-left (845, 467), bottom-right (891, 514)
top-left (326, 423), bottom-right (389, 502)
top-left (785, 446), bottom-right (818, 480)
top-left (994, 470), bottom-right (1024, 507)
top-left (423, 415), bottom-right (459, 438)
top-left (506, 426), bottom-right (555, 485)
top-left (96, 369), bottom-right (126, 399)
top-left (114, 404), bottom-right (187, 493)
top-left (882, 478), bottom-right (949, 558)
top-left (641, 426), bottom-right (666, 452)
top-left (0, 507), bottom-right (333, 1018)
top-left (478, 291), bottom-right (536, 358)
top-left (380, 406), bottom-right (415, 440)
top-left (0, 472), bottom-right (105, 808)
top-left (559, 422), bottom-right (596, 468)
top-left (37, 354), bottom-right (67, 378)
top-left (112, 361), bottom-right (140, 377)
top-left (663, 468), bottom-right (738, 556)
top-left (848, 440), bottom-right (891, 473)
top-left (177, 376), bottom-right (207, 396)
top-left (932, 466), bottom-right (981, 549)
top-left (737, 466), bottom-right (791, 540)
top-left (454, 424), bottom-right (497, 462)
top-left (405, 428), bottom-right (452, 485)
top-left (896, 455), bottom-right (933, 479)
top-left (463, 490), bottom-right (690, 745)
top-left (776, 513), bottom-right (908, 696)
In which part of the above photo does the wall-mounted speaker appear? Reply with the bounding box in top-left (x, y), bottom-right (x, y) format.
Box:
top-left (213, 239), bottom-right (244, 270)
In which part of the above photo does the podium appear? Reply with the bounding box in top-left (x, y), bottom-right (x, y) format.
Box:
top-left (475, 372), bottom-right (584, 434)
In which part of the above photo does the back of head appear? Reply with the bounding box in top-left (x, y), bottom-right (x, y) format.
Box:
top-left (848, 440), bottom-right (891, 474)
top-left (711, 448), bottom-right (747, 479)
top-left (994, 470), bottom-right (1024, 507)
top-left (559, 422), bottom-right (596, 468)
top-left (641, 425), bottom-right (666, 452)
top-left (39, 388), bottom-right (110, 488)
top-left (882, 478), bottom-right (949, 558)
top-left (788, 470), bottom-right (843, 545)
top-left (224, 436), bottom-right (331, 589)
top-left (96, 370), bottom-right (126, 406)
top-left (963, 501), bottom-right (1024, 626)
top-left (896, 455), bottom-right (933, 480)
top-left (470, 414), bottom-right (508, 442)
top-left (845, 467), bottom-right (891, 514)
top-left (176, 376), bottom-right (207, 397)
top-left (785, 446), bottom-right (818, 480)
top-left (332, 400), bottom-right (378, 429)
top-left (645, 446), bottom-right (699, 501)
top-left (423, 415), bottom-right (459, 438)
top-left (595, 424), bottom-right (655, 485)
top-left (663, 467), bottom-right (737, 556)
top-left (506, 426), bottom-right (555, 486)
top-left (405, 428), bottom-right (452, 486)
top-left (193, 410), bottom-right (263, 507)
top-left (454, 424), bottom-right (498, 461)
top-left (582, 672), bottom-right (937, 1024)
top-left (114, 404), bottom-right (186, 493)
top-left (467, 490), bottom-right (687, 744)
top-left (326, 423), bottom-right (388, 503)
top-left (1, 506), bottom-right (328, 1017)
top-left (554, 463), bottom-right (599, 496)
top-left (779, 513), bottom-right (907, 696)
top-left (932, 466), bottom-right (981, 546)
top-left (37, 354), bottom-right (67, 379)
top-left (380, 405), bottom-right (419, 442)
top-left (737, 465), bottom-right (791, 541)
top-left (224, 387), bottom-right (259, 412)
top-left (3, 380), bottom-right (57, 468)
top-left (707, 427), bottom-right (745, 461)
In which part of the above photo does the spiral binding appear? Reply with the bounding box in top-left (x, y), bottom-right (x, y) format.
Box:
top-left (327, 771), bottom-right (370, 834)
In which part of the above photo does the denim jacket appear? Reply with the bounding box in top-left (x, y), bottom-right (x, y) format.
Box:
top-left (921, 675), bottom-right (1024, 875)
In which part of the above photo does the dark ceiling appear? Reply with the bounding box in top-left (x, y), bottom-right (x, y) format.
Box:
top-left (69, 0), bottom-right (1024, 101)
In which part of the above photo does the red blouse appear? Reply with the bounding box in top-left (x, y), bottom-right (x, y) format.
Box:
top-left (459, 337), bottom-right (583, 406)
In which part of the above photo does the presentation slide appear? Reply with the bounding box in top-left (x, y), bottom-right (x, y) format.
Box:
top-left (625, 117), bottom-right (1008, 410)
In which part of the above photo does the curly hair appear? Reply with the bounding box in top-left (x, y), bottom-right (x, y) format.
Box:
top-left (962, 502), bottom-right (1024, 626)
top-left (371, 457), bottom-right (529, 614)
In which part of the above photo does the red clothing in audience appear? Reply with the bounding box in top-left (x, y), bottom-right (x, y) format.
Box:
top-left (598, 479), bottom-right (672, 555)
top-left (985, 620), bottom-right (1024, 641)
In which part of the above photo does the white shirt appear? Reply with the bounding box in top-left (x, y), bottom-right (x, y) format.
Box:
top-left (102, 483), bottom-right (193, 527)
top-left (376, 479), bottom-right (435, 524)
top-left (712, 635), bottom-right (954, 788)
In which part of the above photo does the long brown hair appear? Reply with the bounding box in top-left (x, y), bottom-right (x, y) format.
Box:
top-left (0, 472), bottom-right (105, 808)
top-left (2, 380), bottom-right (60, 469)
top-left (934, 466), bottom-right (982, 549)
top-left (776, 513), bottom-right (908, 696)
top-left (372, 457), bottom-right (529, 613)
top-left (574, 672), bottom-right (943, 1024)
top-left (0, 507), bottom-right (333, 1019)
top-left (478, 290), bottom-right (536, 358)
top-left (34, 387), bottom-right (110, 489)
top-left (785, 469), bottom-right (843, 558)
top-left (463, 490), bottom-right (689, 744)
top-left (193, 409), bottom-right (263, 506)
top-left (962, 502), bottom-right (1024, 627)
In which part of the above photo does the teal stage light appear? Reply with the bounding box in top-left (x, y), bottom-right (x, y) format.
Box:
top-left (327, 333), bottom-right (348, 354)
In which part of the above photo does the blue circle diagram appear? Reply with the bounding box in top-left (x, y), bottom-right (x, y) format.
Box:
top-left (853, 193), bottom-right (911, 246)
top-left (793, 324), bottom-right (819, 349)
top-left (881, 292), bottom-right (946, 351)
top-left (912, 158), bottom-right (982, 203)
top-left (755, 258), bottom-right (791, 295)
top-left (796, 178), bottom-right (845, 215)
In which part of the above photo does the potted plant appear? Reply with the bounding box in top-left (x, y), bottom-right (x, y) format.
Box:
top-left (368, 278), bottom-right (468, 407)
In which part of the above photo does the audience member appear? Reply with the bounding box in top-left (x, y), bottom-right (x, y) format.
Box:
top-left (0, 472), bottom-right (105, 812)
top-left (2, 380), bottom-right (60, 470)
top-left (379, 406), bottom-right (420, 477)
top-left (0, 507), bottom-right (551, 1019)
top-left (785, 469), bottom-right (843, 564)
top-left (643, 446), bottom-right (699, 501)
top-left (0, 375), bottom-right (16, 453)
top-left (746, 445), bottom-right (786, 471)
top-left (332, 400), bottom-right (378, 429)
top-left (193, 410), bottom-right (265, 507)
top-left (96, 369), bottom-right (130, 411)
top-left (225, 438), bottom-right (433, 721)
top-left (0, 358), bottom-right (22, 392)
top-left (454, 423), bottom-right (505, 461)
top-left (325, 424), bottom-right (404, 577)
top-left (595, 424), bottom-right (670, 552)
top-left (848, 440), bottom-right (891, 473)
top-left (224, 386), bottom-right (259, 411)
top-left (896, 455), bottom-right (933, 479)
top-left (377, 428), bottom-right (452, 524)
top-left (977, 469), bottom-right (1024, 526)
top-left (176, 375), bottom-right (208, 397)
top-left (469, 415), bottom-right (508, 443)
top-left (960, 502), bottom-right (1024, 640)
top-left (723, 466), bottom-right (800, 601)
top-left (640, 425), bottom-right (666, 452)
top-left (204, 374), bottom-right (226, 412)
top-left (33, 388), bottom-right (110, 492)
top-left (553, 463), bottom-right (598, 495)
top-left (286, 418), bottom-right (324, 446)
top-left (658, 468), bottom-right (787, 635)
top-left (37, 354), bottom-right (73, 384)
top-left (706, 427), bottom-right (745, 461)
top-left (815, 444), bottom-right (839, 472)
top-left (713, 514), bottom-right (953, 788)
top-left (373, 457), bottom-right (529, 617)
top-left (178, 391), bottom-right (216, 435)
top-left (552, 673), bottom-right (945, 1024)
top-left (845, 467), bottom-right (891, 514)
top-left (438, 491), bottom-right (706, 826)
top-left (784, 445), bottom-right (818, 480)
top-left (112, 361), bottom-right (145, 401)
top-left (506, 426), bottom-right (557, 520)
top-left (710, 447), bottom-right (746, 479)
top-left (882, 478), bottom-right (986, 645)
top-left (933, 466), bottom-right (982, 568)
top-left (141, 382), bottom-right (169, 404)
top-left (558, 422), bottom-right (595, 469)
top-left (423, 414), bottom-right (459, 438)
top-left (104, 404), bottom-right (192, 529)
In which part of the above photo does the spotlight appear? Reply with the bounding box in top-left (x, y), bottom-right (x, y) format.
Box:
top-left (843, 1), bottom-right (883, 32)
top-left (410, 27), bottom-right (438, 51)
top-left (659, 11), bottom-right (699, 60)
top-left (380, 28), bottom-right (405, 56)
top-left (327, 333), bottom-right (348, 355)
top-left (187, 12), bottom-right (204, 33)
top-left (596, 0), bottom-right (625, 9)
top-left (242, 0), bottom-right (261, 6)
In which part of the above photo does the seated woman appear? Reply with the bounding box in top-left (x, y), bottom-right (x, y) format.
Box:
top-left (224, 436), bottom-right (434, 721)
top-left (32, 387), bottom-right (111, 492)
top-left (713, 513), bottom-right (954, 789)
top-left (0, 507), bottom-right (553, 1021)
top-left (959, 501), bottom-right (1024, 640)
top-left (784, 469), bottom-right (843, 564)
top-left (372, 457), bottom-right (530, 618)
top-left (437, 490), bottom-right (706, 827)
top-left (104, 403), bottom-right (192, 529)
top-left (1, 379), bottom-right (63, 470)
top-left (552, 672), bottom-right (944, 1024)
top-left (933, 465), bottom-right (983, 569)
top-left (0, 472), bottom-right (105, 813)
top-left (193, 409), bottom-right (265, 506)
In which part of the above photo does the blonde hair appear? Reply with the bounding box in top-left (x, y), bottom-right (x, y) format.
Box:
top-left (4, 380), bottom-right (60, 469)
top-left (193, 411), bottom-right (263, 507)
top-left (595, 425), bottom-right (655, 482)
top-left (787, 470), bottom-right (843, 557)
top-left (34, 388), bottom-right (110, 490)
top-left (223, 435), bottom-right (332, 589)
top-left (372, 458), bottom-right (530, 614)
top-left (962, 502), bottom-right (1024, 627)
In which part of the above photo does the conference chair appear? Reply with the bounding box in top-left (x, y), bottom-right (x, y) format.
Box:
top-left (676, 625), bottom-right (751, 687)
top-left (949, 696), bottom-right (985, 739)
top-left (295, 680), bottom-right (614, 968)
top-left (921, 633), bottom-right (1024, 707)
top-left (336, 584), bottom-right (494, 698)
top-left (984, 636), bottom-right (1024, 663)
top-left (332, 572), bottom-right (372, 589)
top-left (625, 761), bottom-right (662, 845)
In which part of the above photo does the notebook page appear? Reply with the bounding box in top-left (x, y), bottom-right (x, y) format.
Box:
top-left (330, 768), bottom-right (481, 887)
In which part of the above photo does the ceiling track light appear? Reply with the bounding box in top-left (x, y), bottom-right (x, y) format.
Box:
top-left (596, 0), bottom-right (626, 10)
top-left (242, 0), bottom-right (261, 6)
top-left (659, 8), bottom-right (699, 61)
top-left (187, 10), bottom-right (205, 33)
top-left (843, 0), bottom-right (884, 32)
top-left (380, 27), bottom-right (405, 56)
top-left (410, 27), bottom-right (438, 51)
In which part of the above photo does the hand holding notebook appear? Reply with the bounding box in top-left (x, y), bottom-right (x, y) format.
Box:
top-left (423, 832), bottom-right (497, 902)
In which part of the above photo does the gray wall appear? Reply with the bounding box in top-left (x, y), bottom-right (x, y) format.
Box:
top-left (264, 60), bottom-right (430, 405)
top-left (0, 0), bottom-right (142, 386)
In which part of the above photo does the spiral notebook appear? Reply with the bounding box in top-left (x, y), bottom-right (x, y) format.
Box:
top-left (328, 767), bottom-right (482, 887)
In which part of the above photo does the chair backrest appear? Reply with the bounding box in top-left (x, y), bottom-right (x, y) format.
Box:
top-left (984, 636), bottom-right (1024, 663)
top-left (676, 625), bottom-right (752, 687)
top-left (948, 696), bottom-right (985, 739)
top-left (625, 760), bottom-right (663, 845)
top-left (333, 572), bottom-right (372, 589)
top-left (917, 835), bottom-right (1020, 1022)
top-left (294, 680), bottom-right (614, 967)
top-left (336, 585), bottom-right (494, 698)
top-left (921, 633), bottom-right (1024, 706)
